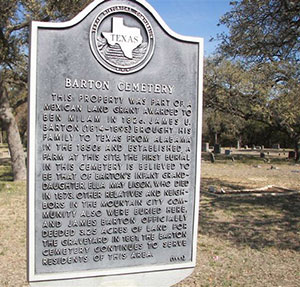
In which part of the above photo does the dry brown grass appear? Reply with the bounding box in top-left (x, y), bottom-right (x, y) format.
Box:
top-left (0, 182), bottom-right (27, 286)
top-left (176, 160), bottom-right (300, 287)
top-left (0, 156), bottom-right (299, 287)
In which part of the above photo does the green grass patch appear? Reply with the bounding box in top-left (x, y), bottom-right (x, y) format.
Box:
top-left (0, 159), bottom-right (22, 193)
top-left (0, 166), bottom-right (13, 182)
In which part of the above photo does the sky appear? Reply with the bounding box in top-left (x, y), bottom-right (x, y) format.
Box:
top-left (146, 0), bottom-right (232, 56)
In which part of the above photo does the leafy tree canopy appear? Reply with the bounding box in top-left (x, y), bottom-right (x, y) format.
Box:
top-left (218, 0), bottom-right (300, 63)
top-left (204, 57), bottom-right (300, 141)
top-left (0, 0), bottom-right (93, 180)
top-left (0, 0), bottom-right (93, 107)
top-left (0, 0), bottom-right (93, 80)
top-left (207, 0), bottom-right (300, 159)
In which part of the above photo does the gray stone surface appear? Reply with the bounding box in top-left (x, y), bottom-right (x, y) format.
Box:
top-left (289, 151), bottom-right (296, 159)
top-left (209, 152), bottom-right (215, 163)
top-left (202, 142), bottom-right (209, 152)
top-left (213, 144), bottom-right (221, 154)
top-left (28, 0), bottom-right (203, 284)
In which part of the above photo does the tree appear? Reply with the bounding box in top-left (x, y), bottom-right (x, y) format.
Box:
top-left (218, 0), bottom-right (300, 63)
top-left (202, 107), bottom-right (247, 147)
top-left (205, 57), bottom-right (300, 155)
top-left (0, 75), bottom-right (27, 180)
top-left (214, 0), bottom-right (300, 160)
top-left (0, 0), bottom-right (93, 180)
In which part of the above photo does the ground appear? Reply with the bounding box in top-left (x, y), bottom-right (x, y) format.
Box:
top-left (0, 147), bottom-right (299, 286)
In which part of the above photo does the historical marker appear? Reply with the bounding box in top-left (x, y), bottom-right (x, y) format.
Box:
top-left (28, 0), bottom-right (203, 286)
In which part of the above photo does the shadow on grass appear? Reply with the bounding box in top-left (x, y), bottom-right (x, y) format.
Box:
top-left (199, 178), bottom-right (300, 251)
top-left (0, 158), bottom-right (13, 182)
top-left (202, 152), bottom-right (264, 164)
top-left (202, 151), bottom-right (294, 165)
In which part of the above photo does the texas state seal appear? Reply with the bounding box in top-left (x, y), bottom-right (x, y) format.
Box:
top-left (90, 5), bottom-right (155, 74)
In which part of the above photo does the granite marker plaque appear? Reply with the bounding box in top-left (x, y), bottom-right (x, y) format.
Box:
top-left (28, 0), bottom-right (203, 286)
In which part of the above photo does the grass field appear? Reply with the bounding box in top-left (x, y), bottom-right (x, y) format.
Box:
top-left (0, 151), bottom-right (299, 286)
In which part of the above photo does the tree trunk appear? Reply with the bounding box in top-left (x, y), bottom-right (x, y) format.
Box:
top-left (0, 82), bottom-right (26, 181)
top-left (214, 132), bottom-right (218, 145)
top-left (295, 140), bottom-right (299, 162)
